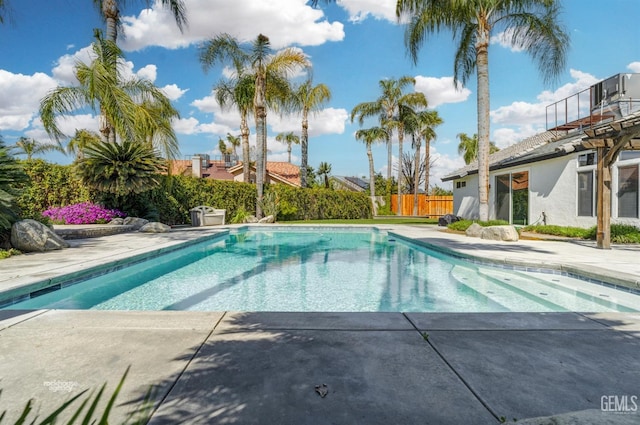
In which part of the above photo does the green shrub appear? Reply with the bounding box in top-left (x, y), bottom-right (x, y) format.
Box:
top-left (584, 224), bottom-right (640, 243)
top-left (0, 248), bottom-right (21, 259)
top-left (447, 219), bottom-right (509, 232)
top-left (17, 160), bottom-right (91, 220)
top-left (522, 225), bottom-right (590, 238)
top-left (269, 186), bottom-right (372, 220)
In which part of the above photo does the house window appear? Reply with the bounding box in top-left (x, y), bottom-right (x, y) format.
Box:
top-left (456, 181), bottom-right (466, 189)
top-left (578, 152), bottom-right (596, 167)
top-left (618, 165), bottom-right (639, 218)
top-left (619, 151), bottom-right (640, 161)
top-left (577, 171), bottom-right (595, 216)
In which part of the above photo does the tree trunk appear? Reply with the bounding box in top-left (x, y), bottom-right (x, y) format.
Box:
top-left (396, 126), bottom-right (405, 216)
top-left (424, 138), bottom-right (430, 195)
top-left (255, 70), bottom-right (267, 218)
top-left (241, 112), bottom-right (250, 183)
top-left (367, 143), bottom-right (375, 199)
top-left (103, 0), bottom-right (118, 42)
top-left (476, 33), bottom-right (491, 221)
top-left (413, 138), bottom-right (421, 216)
top-left (288, 144), bottom-right (292, 163)
top-left (301, 109), bottom-right (309, 188)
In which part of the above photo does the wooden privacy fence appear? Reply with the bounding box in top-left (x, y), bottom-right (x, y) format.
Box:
top-left (389, 195), bottom-right (453, 217)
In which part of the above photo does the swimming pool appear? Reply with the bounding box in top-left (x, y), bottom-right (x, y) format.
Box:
top-left (3, 227), bottom-right (639, 312)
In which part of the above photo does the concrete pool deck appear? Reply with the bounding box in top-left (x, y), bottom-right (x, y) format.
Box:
top-left (0, 225), bottom-right (639, 424)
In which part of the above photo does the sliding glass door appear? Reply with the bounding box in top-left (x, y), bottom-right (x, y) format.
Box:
top-left (495, 171), bottom-right (529, 225)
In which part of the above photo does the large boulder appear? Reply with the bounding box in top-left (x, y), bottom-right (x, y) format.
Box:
top-left (123, 217), bottom-right (149, 230)
top-left (258, 215), bottom-right (275, 224)
top-left (11, 219), bottom-right (70, 252)
top-left (108, 218), bottom-right (125, 225)
top-left (481, 225), bottom-right (519, 242)
top-left (465, 223), bottom-right (484, 238)
top-left (139, 222), bottom-right (171, 233)
top-left (244, 215), bottom-right (259, 224)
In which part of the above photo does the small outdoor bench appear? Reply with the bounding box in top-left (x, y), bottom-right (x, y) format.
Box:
top-left (189, 205), bottom-right (226, 226)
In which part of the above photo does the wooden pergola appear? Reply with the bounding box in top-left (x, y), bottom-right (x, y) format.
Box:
top-left (582, 112), bottom-right (640, 249)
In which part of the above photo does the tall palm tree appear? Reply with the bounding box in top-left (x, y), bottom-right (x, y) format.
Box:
top-left (199, 33), bottom-right (309, 217)
top-left (351, 77), bottom-right (426, 215)
top-left (275, 131), bottom-right (300, 163)
top-left (355, 126), bottom-right (387, 199)
top-left (288, 78), bottom-right (331, 188)
top-left (0, 0), bottom-right (9, 25)
top-left (397, 0), bottom-right (568, 220)
top-left (457, 133), bottom-right (499, 165)
top-left (225, 133), bottom-right (241, 157)
top-left (10, 136), bottom-right (64, 161)
top-left (215, 72), bottom-right (255, 182)
top-left (93, 0), bottom-right (187, 43)
top-left (317, 161), bottom-right (332, 189)
top-left (404, 108), bottom-right (442, 214)
top-left (40, 31), bottom-right (179, 159)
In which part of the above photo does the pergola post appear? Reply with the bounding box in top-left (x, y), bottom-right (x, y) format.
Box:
top-left (595, 147), bottom-right (611, 249)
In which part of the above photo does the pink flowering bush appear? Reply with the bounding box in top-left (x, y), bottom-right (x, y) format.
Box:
top-left (42, 202), bottom-right (125, 225)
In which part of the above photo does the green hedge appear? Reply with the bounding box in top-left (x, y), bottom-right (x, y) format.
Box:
top-left (17, 160), bottom-right (91, 220)
top-left (15, 162), bottom-right (371, 224)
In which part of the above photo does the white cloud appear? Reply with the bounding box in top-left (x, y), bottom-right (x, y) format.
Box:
top-left (492, 125), bottom-right (545, 149)
top-left (491, 69), bottom-right (599, 127)
top-left (136, 64), bottom-right (157, 81)
top-left (414, 76), bottom-right (471, 107)
top-left (0, 71), bottom-right (58, 131)
top-left (173, 117), bottom-right (234, 136)
top-left (161, 84), bottom-right (188, 100)
top-left (120, 0), bottom-right (344, 51)
top-left (269, 108), bottom-right (348, 136)
top-left (26, 114), bottom-right (99, 142)
top-left (337, 0), bottom-right (397, 23)
top-left (627, 62), bottom-right (640, 72)
top-left (490, 28), bottom-right (525, 53)
top-left (51, 46), bottom-right (94, 84)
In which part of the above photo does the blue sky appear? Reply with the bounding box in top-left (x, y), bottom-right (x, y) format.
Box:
top-left (1, 0), bottom-right (639, 188)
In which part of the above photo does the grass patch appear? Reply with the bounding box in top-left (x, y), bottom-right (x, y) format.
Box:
top-left (522, 225), bottom-right (590, 238)
top-left (285, 218), bottom-right (439, 225)
top-left (0, 248), bottom-right (21, 259)
top-left (447, 219), bottom-right (509, 232)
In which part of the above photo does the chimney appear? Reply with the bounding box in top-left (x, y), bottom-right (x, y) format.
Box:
top-left (191, 155), bottom-right (202, 178)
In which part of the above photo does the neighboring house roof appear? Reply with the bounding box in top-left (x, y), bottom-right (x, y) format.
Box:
top-left (227, 161), bottom-right (301, 187)
top-left (442, 130), bottom-right (583, 181)
top-left (331, 176), bottom-right (368, 192)
top-left (170, 159), bottom-right (235, 180)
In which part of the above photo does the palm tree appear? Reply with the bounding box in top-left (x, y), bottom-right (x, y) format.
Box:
top-left (0, 138), bottom-right (29, 232)
top-left (215, 73), bottom-right (255, 182)
top-left (355, 126), bottom-right (387, 199)
top-left (225, 133), bottom-right (241, 157)
top-left (404, 108), bottom-right (442, 214)
top-left (10, 137), bottom-right (64, 161)
top-left (40, 31), bottom-right (179, 159)
top-left (199, 33), bottom-right (309, 217)
top-left (93, 0), bottom-right (187, 42)
top-left (397, 0), bottom-right (568, 221)
top-left (0, 0), bottom-right (9, 25)
top-left (288, 78), bottom-right (331, 188)
top-left (75, 139), bottom-right (165, 199)
top-left (351, 77), bottom-right (426, 215)
top-left (67, 129), bottom-right (101, 161)
top-left (317, 161), bottom-right (332, 189)
top-left (457, 133), bottom-right (499, 165)
top-left (275, 132), bottom-right (300, 163)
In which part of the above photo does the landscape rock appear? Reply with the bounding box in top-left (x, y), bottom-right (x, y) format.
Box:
top-left (481, 225), bottom-right (519, 242)
top-left (138, 222), bottom-right (171, 233)
top-left (108, 218), bottom-right (124, 225)
top-left (465, 223), bottom-right (484, 238)
top-left (438, 214), bottom-right (461, 227)
top-left (258, 215), bottom-right (275, 224)
top-left (10, 219), bottom-right (70, 252)
top-left (244, 215), bottom-right (259, 223)
top-left (123, 217), bottom-right (149, 230)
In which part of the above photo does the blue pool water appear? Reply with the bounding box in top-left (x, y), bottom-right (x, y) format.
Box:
top-left (4, 228), bottom-right (640, 312)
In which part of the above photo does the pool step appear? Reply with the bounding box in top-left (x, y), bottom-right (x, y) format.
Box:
top-left (450, 265), bottom-right (558, 312)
